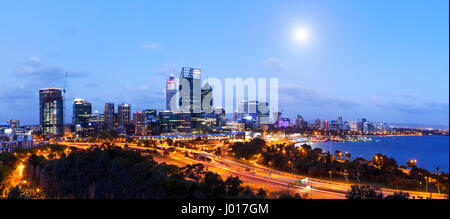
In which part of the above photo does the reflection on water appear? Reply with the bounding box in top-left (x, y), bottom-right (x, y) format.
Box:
top-left (308, 135), bottom-right (449, 172)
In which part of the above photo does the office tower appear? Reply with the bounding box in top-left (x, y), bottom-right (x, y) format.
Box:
top-left (201, 82), bottom-right (213, 113)
top-left (337, 116), bottom-right (343, 129)
top-left (104, 103), bottom-right (115, 131)
top-left (143, 109), bottom-right (159, 135)
top-left (348, 121), bottom-right (358, 131)
top-left (237, 100), bottom-right (270, 126)
top-left (159, 110), bottom-right (177, 133)
top-left (213, 107), bottom-right (226, 126)
top-left (176, 112), bottom-right (192, 133)
top-left (133, 111), bottom-right (146, 135)
top-left (118, 104), bottom-right (131, 127)
top-left (320, 120), bottom-right (329, 130)
top-left (256, 101), bottom-right (270, 124)
top-left (143, 109), bottom-right (157, 118)
top-left (113, 113), bottom-right (119, 128)
top-left (166, 73), bottom-right (177, 111)
top-left (238, 101), bottom-right (249, 120)
top-left (358, 118), bottom-right (367, 131)
top-left (278, 118), bottom-right (290, 129)
top-left (314, 119), bottom-right (321, 129)
top-left (7, 120), bottom-right (20, 130)
top-left (39, 88), bottom-right (64, 136)
top-left (72, 99), bottom-right (92, 135)
top-left (87, 110), bottom-right (104, 134)
top-left (178, 67), bottom-right (201, 113)
top-left (295, 115), bottom-right (306, 129)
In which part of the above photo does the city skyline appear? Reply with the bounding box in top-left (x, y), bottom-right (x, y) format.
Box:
top-left (0, 0), bottom-right (448, 127)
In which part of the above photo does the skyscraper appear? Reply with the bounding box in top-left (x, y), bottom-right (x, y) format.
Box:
top-left (118, 104), bottom-right (131, 127)
top-left (87, 110), bottom-right (104, 134)
top-left (178, 67), bottom-right (201, 113)
top-left (166, 73), bottom-right (177, 111)
top-left (72, 98), bottom-right (92, 135)
top-left (39, 88), bottom-right (64, 136)
top-left (7, 120), bottom-right (20, 130)
top-left (337, 116), bottom-right (343, 129)
top-left (201, 82), bottom-right (213, 113)
top-left (104, 103), bottom-right (115, 131)
top-left (295, 115), bottom-right (306, 129)
top-left (133, 111), bottom-right (146, 135)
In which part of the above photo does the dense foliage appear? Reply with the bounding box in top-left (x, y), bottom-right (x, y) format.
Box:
top-left (18, 145), bottom-right (267, 199)
top-left (346, 185), bottom-right (411, 199)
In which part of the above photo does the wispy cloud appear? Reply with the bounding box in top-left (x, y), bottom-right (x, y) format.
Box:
top-left (393, 93), bottom-right (420, 99)
top-left (376, 101), bottom-right (449, 115)
top-left (122, 83), bottom-right (165, 110)
top-left (156, 63), bottom-right (177, 77)
top-left (13, 57), bottom-right (86, 85)
top-left (141, 42), bottom-right (162, 50)
top-left (264, 58), bottom-right (285, 73)
top-left (279, 84), bottom-right (360, 109)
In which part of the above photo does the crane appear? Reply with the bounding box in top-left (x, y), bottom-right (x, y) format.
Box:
top-left (63, 72), bottom-right (68, 126)
top-left (63, 72), bottom-right (68, 95)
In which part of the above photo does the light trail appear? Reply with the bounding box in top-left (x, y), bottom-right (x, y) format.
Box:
top-left (61, 141), bottom-right (446, 199)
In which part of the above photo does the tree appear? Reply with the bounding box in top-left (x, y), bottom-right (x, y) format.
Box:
top-left (384, 192), bottom-right (410, 199)
top-left (225, 176), bottom-right (243, 196)
top-left (256, 188), bottom-right (267, 198)
top-left (345, 152), bottom-right (351, 161)
top-left (346, 185), bottom-right (384, 199)
top-left (335, 150), bottom-right (343, 160)
top-left (215, 147), bottom-right (222, 156)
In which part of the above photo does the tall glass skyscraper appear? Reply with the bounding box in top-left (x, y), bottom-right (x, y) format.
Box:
top-left (72, 98), bottom-right (92, 134)
top-left (179, 67), bottom-right (201, 113)
top-left (118, 104), bottom-right (131, 127)
top-left (201, 82), bottom-right (213, 113)
top-left (166, 73), bottom-right (177, 111)
top-left (39, 88), bottom-right (64, 136)
top-left (104, 103), bottom-right (115, 131)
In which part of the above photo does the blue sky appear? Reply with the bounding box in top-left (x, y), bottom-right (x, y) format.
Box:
top-left (0, 0), bottom-right (448, 127)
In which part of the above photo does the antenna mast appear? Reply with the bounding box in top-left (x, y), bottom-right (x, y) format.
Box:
top-left (63, 72), bottom-right (68, 127)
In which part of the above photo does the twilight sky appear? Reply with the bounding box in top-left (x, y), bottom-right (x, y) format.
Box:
top-left (0, 0), bottom-right (448, 127)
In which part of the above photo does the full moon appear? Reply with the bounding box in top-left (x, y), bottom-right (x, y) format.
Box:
top-left (294, 28), bottom-right (309, 43)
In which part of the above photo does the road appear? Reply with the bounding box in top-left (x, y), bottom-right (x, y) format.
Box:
top-left (60, 142), bottom-right (446, 199)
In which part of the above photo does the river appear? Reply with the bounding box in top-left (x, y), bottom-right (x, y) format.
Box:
top-left (309, 135), bottom-right (449, 172)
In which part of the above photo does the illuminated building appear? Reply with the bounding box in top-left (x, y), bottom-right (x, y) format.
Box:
top-left (178, 67), bottom-right (201, 113)
top-left (72, 98), bottom-right (92, 136)
top-left (87, 111), bottom-right (104, 134)
top-left (348, 121), bottom-right (358, 131)
top-left (295, 115), bottom-right (307, 129)
top-left (314, 119), bottom-right (321, 129)
top-left (133, 111), bottom-right (146, 135)
top-left (278, 118), bottom-right (290, 129)
top-left (238, 100), bottom-right (270, 126)
top-left (39, 88), bottom-right (64, 136)
top-left (118, 104), bottom-right (131, 127)
top-left (166, 73), bottom-right (177, 111)
top-left (201, 82), bottom-right (213, 113)
top-left (176, 112), bottom-right (192, 133)
top-left (144, 109), bottom-right (159, 135)
top-left (118, 104), bottom-right (132, 134)
top-left (159, 110), bottom-right (177, 133)
top-left (7, 120), bottom-right (20, 130)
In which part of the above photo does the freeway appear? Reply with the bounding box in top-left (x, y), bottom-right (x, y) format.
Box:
top-left (60, 141), bottom-right (445, 199)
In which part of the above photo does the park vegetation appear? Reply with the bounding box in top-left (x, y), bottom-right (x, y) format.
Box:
top-left (1, 144), bottom-right (285, 199)
top-left (229, 138), bottom-right (449, 195)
